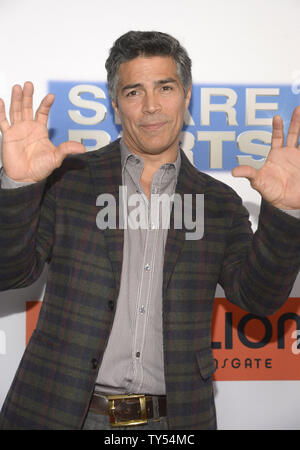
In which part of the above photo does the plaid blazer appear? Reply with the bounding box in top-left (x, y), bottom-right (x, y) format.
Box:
top-left (1, 139), bottom-right (300, 430)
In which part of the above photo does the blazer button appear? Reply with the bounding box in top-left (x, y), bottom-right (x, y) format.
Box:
top-left (108, 300), bottom-right (114, 311)
top-left (91, 358), bottom-right (98, 370)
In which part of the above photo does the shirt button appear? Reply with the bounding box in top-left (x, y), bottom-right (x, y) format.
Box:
top-left (136, 352), bottom-right (141, 358)
top-left (108, 300), bottom-right (114, 311)
top-left (139, 306), bottom-right (145, 314)
top-left (144, 264), bottom-right (151, 271)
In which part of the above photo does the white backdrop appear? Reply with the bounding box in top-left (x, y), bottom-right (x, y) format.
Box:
top-left (1, 0), bottom-right (300, 430)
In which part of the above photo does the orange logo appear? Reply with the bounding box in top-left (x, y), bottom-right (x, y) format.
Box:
top-left (212, 298), bottom-right (300, 380)
top-left (26, 301), bottom-right (42, 345)
top-left (26, 298), bottom-right (300, 381)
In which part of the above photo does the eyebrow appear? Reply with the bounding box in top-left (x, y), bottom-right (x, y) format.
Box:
top-left (121, 83), bottom-right (142, 94)
top-left (156, 78), bottom-right (178, 85)
top-left (121, 78), bottom-right (178, 94)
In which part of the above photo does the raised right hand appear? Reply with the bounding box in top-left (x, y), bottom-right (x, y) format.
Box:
top-left (0, 81), bottom-right (85, 183)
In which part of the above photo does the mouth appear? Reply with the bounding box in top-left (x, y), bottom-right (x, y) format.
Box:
top-left (140, 121), bottom-right (167, 132)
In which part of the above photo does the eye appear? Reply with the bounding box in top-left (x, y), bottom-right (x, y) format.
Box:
top-left (161, 85), bottom-right (172, 91)
top-left (126, 90), bottom-right (138, 97)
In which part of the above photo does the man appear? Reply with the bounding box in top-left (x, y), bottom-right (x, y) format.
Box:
top-left (0, 31), bottom-right (300, 430)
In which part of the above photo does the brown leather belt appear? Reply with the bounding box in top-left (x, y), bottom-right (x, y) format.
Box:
top-left (89, 393), bottom-right (167, 427)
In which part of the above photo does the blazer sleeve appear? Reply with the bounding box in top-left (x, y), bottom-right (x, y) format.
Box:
top-left (0, 177), bottom-right (55, 291)
top-left (219, 197), bottom-right (300, 316)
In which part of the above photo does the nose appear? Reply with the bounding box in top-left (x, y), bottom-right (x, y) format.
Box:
top-left (142, 92), bottom-right (162, 114)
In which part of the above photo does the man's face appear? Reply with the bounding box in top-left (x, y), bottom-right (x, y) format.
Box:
top-left (112, 55), bottom-right (191, 159)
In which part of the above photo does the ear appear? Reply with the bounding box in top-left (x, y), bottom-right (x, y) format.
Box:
top-left (111, 100), bottom-right (120, 118)
top-left (184, 86), bottom-right (192, 110)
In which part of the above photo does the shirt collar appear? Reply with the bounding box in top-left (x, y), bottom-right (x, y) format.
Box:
top-left (120, 138), bottom-right (181, 177)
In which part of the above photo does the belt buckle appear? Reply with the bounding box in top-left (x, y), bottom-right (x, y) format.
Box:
top-left (107, 394), bottom-right (147, 427)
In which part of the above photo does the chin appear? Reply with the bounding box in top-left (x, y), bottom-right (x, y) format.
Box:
top-left (139, 139), bottom-right (177, 155)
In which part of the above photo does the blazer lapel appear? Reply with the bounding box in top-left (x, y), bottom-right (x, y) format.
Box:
top-left (88, 140), bottom-right (124, 295)
top-left (163, 150), bottom-right (207, 294)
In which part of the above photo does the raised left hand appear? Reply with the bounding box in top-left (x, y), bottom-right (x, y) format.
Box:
top-left (232, 106), bottom-right (300, 210)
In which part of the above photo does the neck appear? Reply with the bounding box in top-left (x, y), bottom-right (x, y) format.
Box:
top-left (125, 141), bottom-right (179, 169)
top-left (122, 139), bottom-right (179, 198)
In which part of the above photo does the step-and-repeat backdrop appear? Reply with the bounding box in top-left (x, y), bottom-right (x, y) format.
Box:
top-left (1, 0), bottom-right (300, 429)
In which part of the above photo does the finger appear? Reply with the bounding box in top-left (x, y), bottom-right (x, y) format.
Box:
top-left (22, 81), bottom-right (34, 121)
top-left (35, 93), bottom-right (55, 126)
top-left (286, 105), bottom-right (300, 148)
top-left (232, 165), bottom-right (257, 180)
top-left (9, 84), bottom-right (23, 124)
top-left (0, 98), bottom-right (10, 133)
top-left (54, 141), bottom-right (85, 166)
top-left (271, 115), bottom-right (284, 149)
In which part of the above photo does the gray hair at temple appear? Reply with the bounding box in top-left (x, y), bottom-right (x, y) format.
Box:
top-left (105, 30), bottom-right (192, 105)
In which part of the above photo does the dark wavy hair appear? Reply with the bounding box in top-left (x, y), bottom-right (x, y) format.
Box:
top-left (105, 30), bottom-right (192, 104)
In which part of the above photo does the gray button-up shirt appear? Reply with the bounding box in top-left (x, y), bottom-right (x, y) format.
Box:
top-left (95, 140), bottom-right (180, 395)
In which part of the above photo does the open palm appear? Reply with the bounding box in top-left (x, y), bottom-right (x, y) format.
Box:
top-left (232, 106), bottom-right (300, 210)
top-left (0, 82), bottom-right (85, 183)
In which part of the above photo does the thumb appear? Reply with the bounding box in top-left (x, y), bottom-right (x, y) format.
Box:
top-left (54, 141), bottom-right (85, 166)
top-left (232, 165), bottom-right (257, 180)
